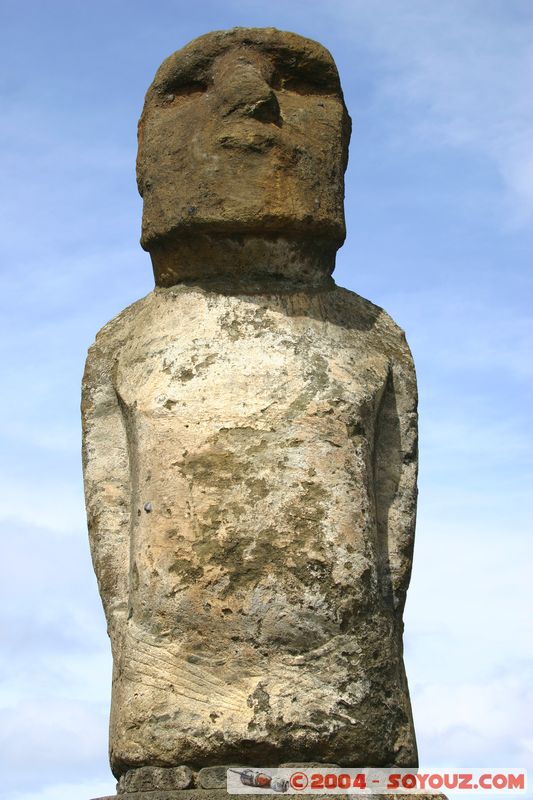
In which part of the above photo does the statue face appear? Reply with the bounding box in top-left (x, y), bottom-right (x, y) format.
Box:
top-left (137, 28), bottom-right (351, 253)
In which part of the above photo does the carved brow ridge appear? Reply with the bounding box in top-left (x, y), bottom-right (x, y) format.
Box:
top-left (151, 32), bottom-right (341, 96)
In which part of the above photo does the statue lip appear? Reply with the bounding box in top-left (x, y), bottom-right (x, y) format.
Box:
top-left (215, 124), bottom-right (278, 153)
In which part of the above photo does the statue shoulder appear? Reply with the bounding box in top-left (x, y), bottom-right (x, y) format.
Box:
top-left (88, 291), bottom-right (156, 362)
top-left (332, 285), bottom-right (414, 367)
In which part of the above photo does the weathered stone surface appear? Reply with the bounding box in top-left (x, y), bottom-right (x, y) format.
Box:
top-left (279, 763), bottom-right (340, 769)
top-left (197, 766), bottom-right (233, 789)
top-left (93, 793), bottom-right (446, 800)
top-left (82, 26), bottom-right (420, 783)
top-left (83, 285), bottom-right (418, 771)
top-left (119, 765), bottom-right (194, 792)
top-left (136, 27), bottom-right (350, 286)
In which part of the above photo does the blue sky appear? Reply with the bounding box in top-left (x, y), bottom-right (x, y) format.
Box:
top-left (0, 1), bottom-right (531, 799)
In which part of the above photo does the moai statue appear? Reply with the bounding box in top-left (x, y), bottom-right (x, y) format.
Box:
top-left (83, 27), bottom-right (420, 788)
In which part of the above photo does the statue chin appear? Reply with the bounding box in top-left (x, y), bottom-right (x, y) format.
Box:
top-left (144, 232), bottom-right (340, 288)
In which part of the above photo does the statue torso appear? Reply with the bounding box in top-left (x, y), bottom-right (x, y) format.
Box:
top-left (101, 284), bottom-right (415, 767)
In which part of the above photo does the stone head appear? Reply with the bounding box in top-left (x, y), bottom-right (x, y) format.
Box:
top-left (137, 28), bottom-right (352, 285)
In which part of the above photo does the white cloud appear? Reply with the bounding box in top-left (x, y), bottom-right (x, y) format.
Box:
top-left (0, 485), bottom-right (86, 534)
top-left (411, 669), bottom-right (533, 800)
top-left (0, 700), bottom-right (107, 772)
top-left (414, 668), bottom-right (533, 753)
top-left (0, 519), bottom-right (114, 796)
top-left (406, 523), bottom-right (533, 659)
top-left (267, 0), bottom-right (533, 225)
top-left (353, 1), bottom-right (533, 224)
top-left (11, 779), bottom-right (116, 800)
top-left (398, 290), bottom-right (533, 383)
top-left (404, 521), bottom-right (533, 791)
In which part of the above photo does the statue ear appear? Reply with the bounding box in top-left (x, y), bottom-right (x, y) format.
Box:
top-left (136, 114), bottom-right (146, 198)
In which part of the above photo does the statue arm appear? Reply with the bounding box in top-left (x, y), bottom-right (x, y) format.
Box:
top-left (81, 339), bottom-right (131, 645)
top-left (374, 342), bottom-right (418, 614)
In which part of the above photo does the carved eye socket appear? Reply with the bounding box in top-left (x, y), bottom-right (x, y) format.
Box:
top-left (272, 72), bottom-right (337, 96)
top-left (160, 81), bottom-right (208, 104)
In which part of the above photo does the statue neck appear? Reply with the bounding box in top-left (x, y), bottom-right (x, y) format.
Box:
top-left (148, 234), bottom-right (338, 292)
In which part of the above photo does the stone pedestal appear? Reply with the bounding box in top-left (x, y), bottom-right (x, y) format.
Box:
top-left (93, 793), bottom-right (447, 800)
top-left (91, 766), bottom-right (446, 800)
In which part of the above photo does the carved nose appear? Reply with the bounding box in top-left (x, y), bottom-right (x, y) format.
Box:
top-left (216, 62), bottom-right (281, 125)
top-left (246, 89), bottom-right (280, 123)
